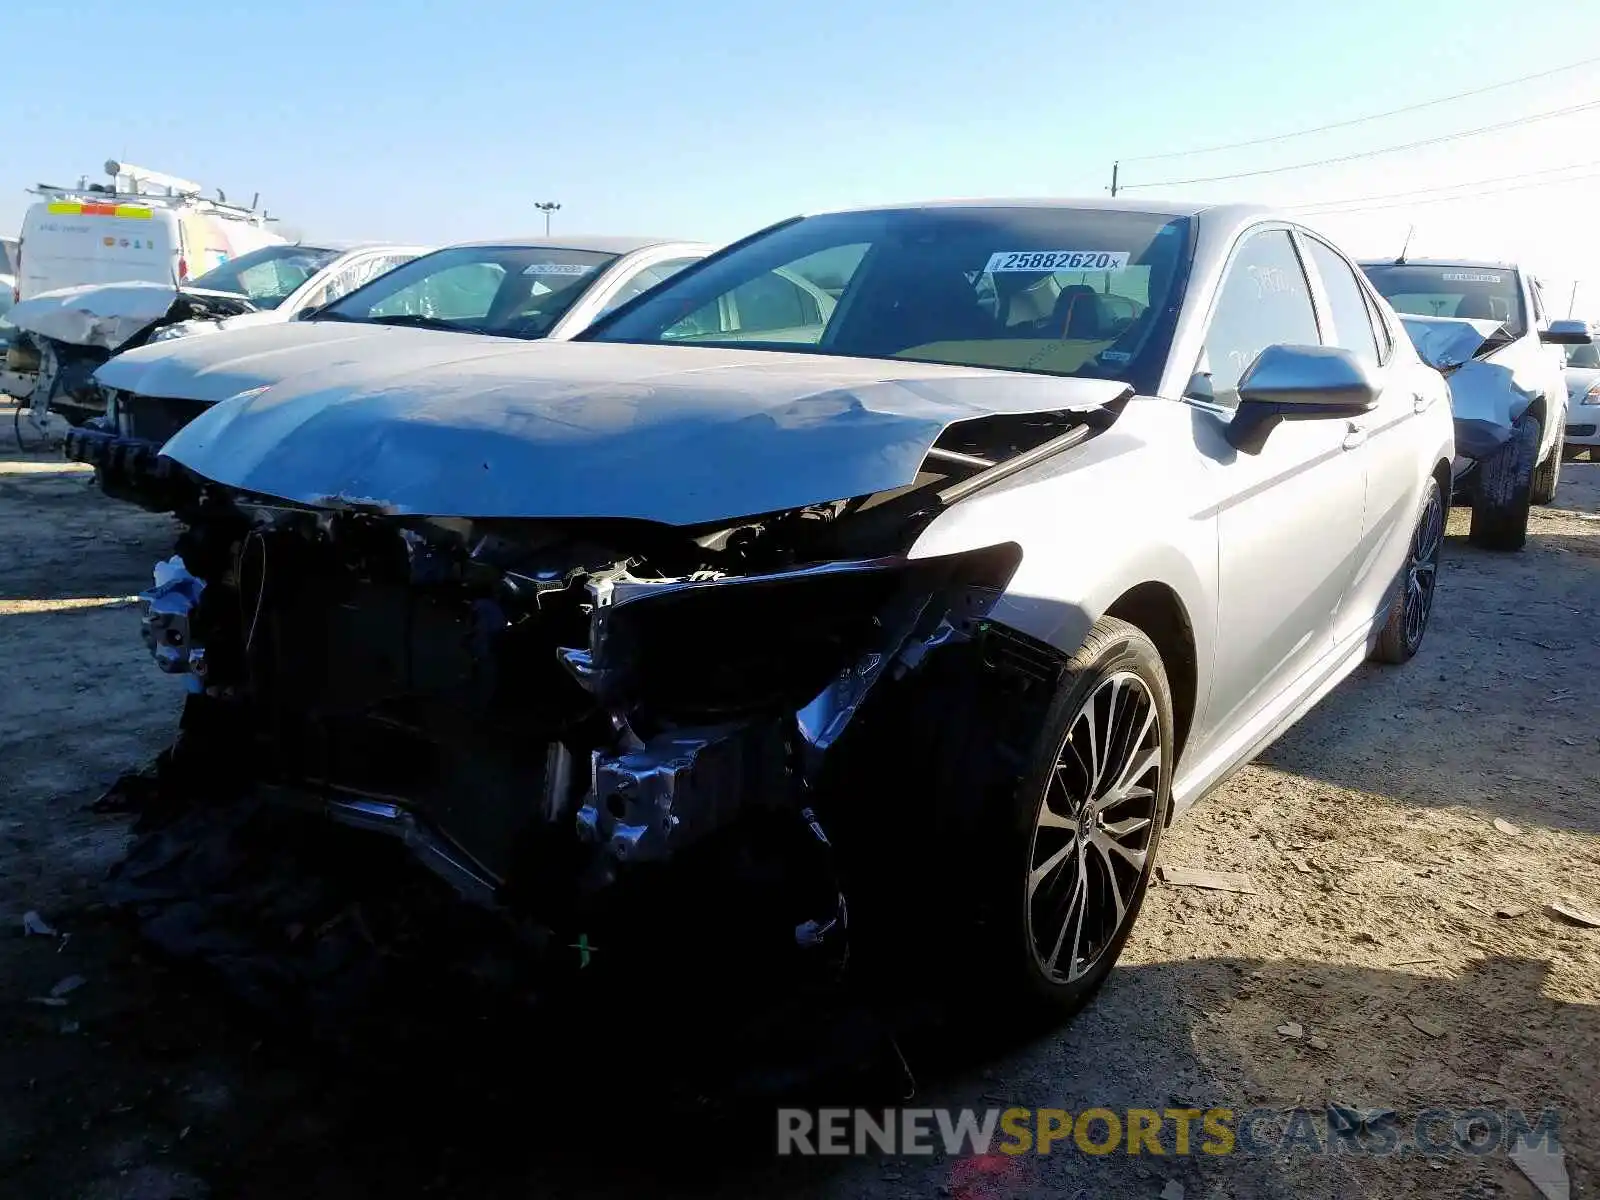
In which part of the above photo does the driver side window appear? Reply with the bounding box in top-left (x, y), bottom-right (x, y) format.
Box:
top-left (1197, 229), bottom-right (1320, 408)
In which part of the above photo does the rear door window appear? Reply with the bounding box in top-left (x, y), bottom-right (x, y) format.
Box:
top-left (1304, 236), bottom-right (1380, 366)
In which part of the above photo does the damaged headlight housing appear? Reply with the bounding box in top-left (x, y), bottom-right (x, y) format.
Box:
top-left (150, 320), bottom-right (220, 344)
top-left (564, 545), bottom-right (1023, 724)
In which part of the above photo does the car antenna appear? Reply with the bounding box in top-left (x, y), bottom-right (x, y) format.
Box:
top-left (1395, 224), bottom-right (1416, 265)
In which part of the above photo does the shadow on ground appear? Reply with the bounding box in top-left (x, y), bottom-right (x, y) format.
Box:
top-left (1259, 465), bottom-right (1600, 837)
top-left (5, 898), bottom-right (1593, 1200)
top-left (0, 420), bottom-right (177, 604)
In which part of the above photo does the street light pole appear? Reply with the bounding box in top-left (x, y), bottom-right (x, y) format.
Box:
top-left (535, 201), bottom-right (562, 237)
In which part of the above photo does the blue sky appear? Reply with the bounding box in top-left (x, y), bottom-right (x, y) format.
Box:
top-left (8, 0), bottom-right (1600, 303)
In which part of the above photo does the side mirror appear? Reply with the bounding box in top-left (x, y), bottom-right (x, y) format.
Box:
top-left (1539, 318), bottom-right (1592, 346)
top-left (1227, 344), bottom-right (1379, 455)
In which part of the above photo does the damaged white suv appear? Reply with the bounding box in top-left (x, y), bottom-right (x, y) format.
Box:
top-left (1361, 258), bottom-right (1588, 550)
top-left (134, 201), bottom-right (1452, 1016)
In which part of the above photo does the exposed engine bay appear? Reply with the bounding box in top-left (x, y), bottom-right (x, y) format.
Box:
top-left (11, 288), bottom-right (256, 429)
top-left (135, 404), bottom-right (1106, 974)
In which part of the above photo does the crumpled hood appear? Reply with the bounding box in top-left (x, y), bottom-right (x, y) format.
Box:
top-left (163, 340), bottom-right (1128, 525)
top-left (94, 320), bottom-right (514, 403)
top-left (1399, 313), bottom-right (1508, 371)
top-left (9, 282), bottom-right (257, 351)
top-left (1400, 314), bottom-right (1537, 460)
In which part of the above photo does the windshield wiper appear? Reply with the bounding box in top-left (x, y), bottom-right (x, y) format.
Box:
top-left (363, 314), bottom-right (472, 333)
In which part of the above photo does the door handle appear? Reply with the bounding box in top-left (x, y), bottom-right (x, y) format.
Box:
top-left (1413, 392), bottom-right (1431, 413)
top-left (1342, 421), bottom-right (1368, 450)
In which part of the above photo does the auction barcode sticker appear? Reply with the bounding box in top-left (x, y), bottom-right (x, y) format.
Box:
top-left (985, 250), bottom-right (1130, 273)
top-left (1441, 271), bottom-right (1502, 283)
top-left (523, 263), bottom-right (595, 276)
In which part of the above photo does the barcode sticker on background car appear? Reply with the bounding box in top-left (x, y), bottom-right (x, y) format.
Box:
top-left (522, 263), bottom-right (595, 276)
top-left (1441, 272), bottom-right (1502, 283)
top-left (985, 250), bottom-right (1130, 273)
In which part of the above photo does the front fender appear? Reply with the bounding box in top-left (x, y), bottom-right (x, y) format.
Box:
top-left (906, 403), bottom-right (1216, 689)
top-left (1445, 358), bottom-right (1534, 461)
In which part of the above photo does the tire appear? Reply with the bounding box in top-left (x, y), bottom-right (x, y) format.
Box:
top-left (1371, 475), bottom-right (1445, 664)
top-left (1468, 416), bottom-right (1539, 552)
top-left (997, 617), bottom-right (1174, 1017)
top-left (1531, 421), bottom-right (1563, 505)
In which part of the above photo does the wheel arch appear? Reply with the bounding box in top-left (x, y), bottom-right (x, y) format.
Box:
top-left (1527, 392), bottom-right (1548, 434)
top-left (1432, 456), bottom-right (1453, 502)
top-left (1102, 581), bottom-right (1199, 774)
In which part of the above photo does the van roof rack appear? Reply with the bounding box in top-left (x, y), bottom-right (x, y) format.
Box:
top-left (26, 159), bottom-right (270, 223)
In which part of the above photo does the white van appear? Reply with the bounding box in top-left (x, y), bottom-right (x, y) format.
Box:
top-left (14, 161), bottom-right (283, 302)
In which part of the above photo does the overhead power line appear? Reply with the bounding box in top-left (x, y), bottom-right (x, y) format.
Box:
top-left (1289, 157), bottom-right (1600, 213)
top-left (1296, 166), bottom-right (1600, 216)
top-left (1121, 53), bottom-right (1600, 164)
top-left (1118, 97), bottom-right (1600, 190)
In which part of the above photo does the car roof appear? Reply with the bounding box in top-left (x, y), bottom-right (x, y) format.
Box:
top-left (441, 235), bottom-right (712, 254)
top-left (806, 196), bottom-right (1277, 222)
top-left (308, 240), bottom-right (432, 254)
top-left (1357, 256), bottom-right (1521, 271)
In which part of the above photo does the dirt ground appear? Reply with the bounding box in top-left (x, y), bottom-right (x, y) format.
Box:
top-left (1, 400), bottom-right (1596, 1200)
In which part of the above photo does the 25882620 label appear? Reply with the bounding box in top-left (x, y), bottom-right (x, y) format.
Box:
top-left (984, 250), bottom-right (1130, 273)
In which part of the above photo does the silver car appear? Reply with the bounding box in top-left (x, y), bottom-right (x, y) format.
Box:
top-left (1361, 258), bottom-right (1588, 549)
top-left (134, 200), bottom-right (1452, 1016)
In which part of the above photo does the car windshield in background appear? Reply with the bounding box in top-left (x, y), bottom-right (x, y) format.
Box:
top-left (1361, 263), bottom-right (1527, 339)
top-left (189, 244), bottom-right (342, 310)
top-left (583, 207), bottom-right (1194, 392)
top-left (314, 245), bottom-right (620, 338)
top-left (1567, 341), bottom-right (1600, 368)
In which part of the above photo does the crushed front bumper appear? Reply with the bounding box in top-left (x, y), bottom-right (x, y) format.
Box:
top-left (1453, 416), bottom-right (1515, 464)
top-left (65, 424), bottom-right (192, 511)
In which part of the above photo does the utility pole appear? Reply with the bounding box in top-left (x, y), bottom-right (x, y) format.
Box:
top-left (535, 200), bottom-right (561, 237)
top-left (1109, 162), bottom-right (1119, 198)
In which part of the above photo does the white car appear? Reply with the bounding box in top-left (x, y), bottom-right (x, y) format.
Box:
top-left (1, 234), bottom-right (18, 300)
top-left (0, 281), bottom-right (23, 400)
top-left (1564, 336), bottom-right (1600, 461)
top-left (7, 241), bottom-right (429, 426)
top-left (74, 235), bottom-right (715, 508)
top-left (1361, 258), bottom-right (1587, 549)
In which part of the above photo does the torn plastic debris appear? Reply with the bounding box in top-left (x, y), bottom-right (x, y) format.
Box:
top-left (139, 556), bottom-right (207, 690)
top-left (22, 910), bottom-right (58, 937)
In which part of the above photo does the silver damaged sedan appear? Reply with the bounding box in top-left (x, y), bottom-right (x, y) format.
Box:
top-left (135, 199), bottom-right (1455, 1018)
